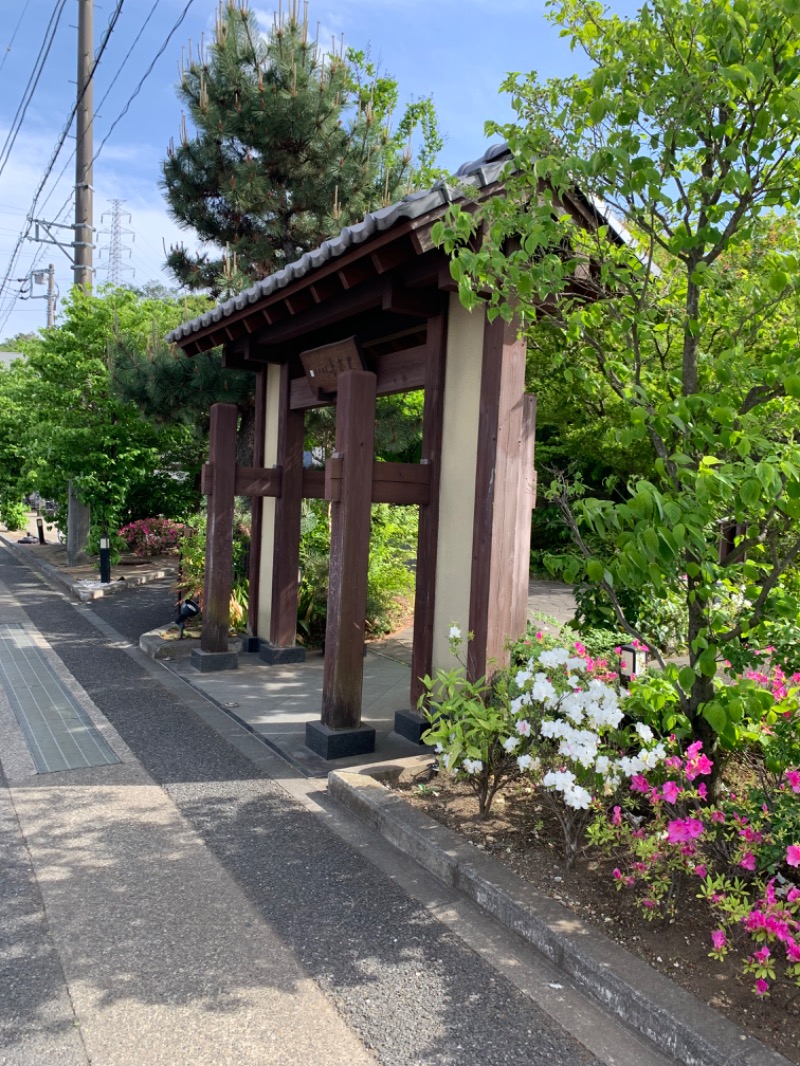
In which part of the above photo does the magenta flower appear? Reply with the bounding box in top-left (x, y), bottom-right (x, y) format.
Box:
top-left (696, 782), bottom-right (708, 799)
top-left (753, 946), bottom-right (771, 964)
top-left (755, 978), bottom-right (769, 996)
top-left (787, 844), bottom-right (800, 868)
top-left (611, 805), bottom-right (622, 826)
top-left (711, 929), bottom-right (727, 951)
top-left (710, 810), bottom-right (726, 824)
top-left (739, 852), bottom-right (757, 871)
top-left (786, 769), bottom-right (800, 793)
top-left (667, 818), bottom-right (704, 843)
top-left (693, 864), bottom-right (707, 878)
top-left (661, 780), bottom-right (680, 804)
top-left (630, 774), bottom-right (650, 794)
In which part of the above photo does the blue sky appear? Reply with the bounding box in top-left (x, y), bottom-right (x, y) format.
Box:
top-left (0, 0), bottom-right (638, 342)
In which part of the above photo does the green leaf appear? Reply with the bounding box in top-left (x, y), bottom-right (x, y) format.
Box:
top-left (703, 702), bottom-right (728, 734)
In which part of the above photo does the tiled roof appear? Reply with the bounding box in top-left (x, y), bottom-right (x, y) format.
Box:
top-left (166, 143), bottom-right (513, 344)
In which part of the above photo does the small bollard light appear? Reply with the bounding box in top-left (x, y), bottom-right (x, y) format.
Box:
top-left (619, 641), bottom-right (646, 687)
top-left (99, 535), bottom-right (111, 584)
top-left (36, 517), bottom-right (45, 545)
top-left (174, 597), bottom-right (200, 639)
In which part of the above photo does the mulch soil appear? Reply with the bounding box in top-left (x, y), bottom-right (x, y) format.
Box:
top-left (395, 772), bottom-right (800, 1063)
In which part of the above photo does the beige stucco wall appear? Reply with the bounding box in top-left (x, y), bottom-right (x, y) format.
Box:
top-left (431, 295), bottom-right (484, 672)
top-left (256, 364), bottom-right (282, 638)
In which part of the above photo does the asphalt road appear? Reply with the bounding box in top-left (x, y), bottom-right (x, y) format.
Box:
top-left (0, 546), bottom-right (611, 1066)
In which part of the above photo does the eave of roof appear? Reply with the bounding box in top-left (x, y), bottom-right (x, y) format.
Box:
top-left (166, 142), bottom-right (513, 347)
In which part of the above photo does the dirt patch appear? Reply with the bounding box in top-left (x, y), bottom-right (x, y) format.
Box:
top-left (395, 771), bottom-right (800, 1062)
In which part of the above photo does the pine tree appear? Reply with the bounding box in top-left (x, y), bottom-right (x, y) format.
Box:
top-left (162, 0), bottom-right (442, 294)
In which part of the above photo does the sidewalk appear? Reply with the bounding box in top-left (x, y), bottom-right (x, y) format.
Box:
top-left (0, 537), bottom-right (793, 1066)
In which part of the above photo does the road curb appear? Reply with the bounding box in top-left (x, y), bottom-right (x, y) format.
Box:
top-left (0, 534), bottom-right (173, 601)
top-left (328, 770), bottom-right (791, 1066)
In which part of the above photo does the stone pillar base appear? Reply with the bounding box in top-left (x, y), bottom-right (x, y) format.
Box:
top-left (305, 722), bottom-right (376, 760)
top-left (259, 642), bottom-right (306, 665)
top-left (190, 649), bottom-right (238, 672)
top-left (393, 709), bottom-right (432, 746)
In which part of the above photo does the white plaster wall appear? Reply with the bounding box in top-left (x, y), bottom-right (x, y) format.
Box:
top-left (256, 364), bottom-right (282, 637)
top-left (431, 295), bottom-right (484, 672)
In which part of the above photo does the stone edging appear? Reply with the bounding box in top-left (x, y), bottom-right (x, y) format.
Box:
top-left (0, 533), bottom-right (174, 601)
top-left (328, 770), bottom-right (791, 1066)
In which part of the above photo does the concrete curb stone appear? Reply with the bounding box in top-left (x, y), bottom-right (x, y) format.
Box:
top-left (0, 533), bottom-right (173, 601)
top-left (328, 770), bottom-right (792, 1066)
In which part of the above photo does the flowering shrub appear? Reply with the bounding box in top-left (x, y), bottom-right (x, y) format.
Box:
top-left (420, 626), bottom-right (536, 818)
top-left (590, 727), bottom-right (800, 997)
top-left (118, 517), bottom-right (187, 557)
top-left (423, 630), bottom-right (669, 863)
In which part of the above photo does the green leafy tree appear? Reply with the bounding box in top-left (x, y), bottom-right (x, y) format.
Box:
top-left (436, 0), bottom-right (800, 753)
top-left (162, 0), bottom-right (443, 293)
top-left (21, 287), bottom-right (210, 539)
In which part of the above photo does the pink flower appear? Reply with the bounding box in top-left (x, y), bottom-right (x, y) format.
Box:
top-left (611, 805), bottom-right (622, 826)
top-left (686, 753), bottom-right (713, 780)
top-left (613, 868), bottom-right (623, 880)
top-left (787, 942), bottom-right (800, 963)
top-left (710, 810), bottom-right (726, 823)
top-left (755, 978), bottom-right (769, 996)
top-left (630, 774), bottom-right (650, 794)
top-left (661, 780), bottom-right (680, 804)
top-left (740, 852), bottom-right (757, 871)
top-left (711, 929), bottom-right (727, 951)
top-left (786, 844), bottom-right (800, 868)
top-left (665, 756), bottom-right (683, 770)
top-left (667, 818), bottom-right (704, 843)
top-left (786, 769), bottom-right (800, 793)
top-left (516, 719), bottom-right (531, 737)
top-left (694, 864), bottom-right (707, 878)
top-left (696, 782), bottom-right (708, 799)
top-left (753, 946), bottom-right (771, 964)
top-left (536, 631), bottom-right (543, 641)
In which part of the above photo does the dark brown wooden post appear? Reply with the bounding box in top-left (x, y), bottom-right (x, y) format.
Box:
top-left (246, 369), bottom-right (266, 640)
top-left (511, 394), bottom-right (537, 638)
top-left (468, 315), bottom-right (527, 681)
top-left (196, 402), bottom-right (238, 669)
top-left (306, 370), bottom-right (377, 759)
top-left (264, 363), bottom-right (305, 662)
top-left (410, 310), bottom-right (447, 706)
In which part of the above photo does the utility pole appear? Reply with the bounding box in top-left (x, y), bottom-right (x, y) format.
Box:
top-left (47, 263), bottom-right (56, 328)
top-left (68, 0), bottom-right (94, 564)
top-left (74, 0), bottom-right (94, 290)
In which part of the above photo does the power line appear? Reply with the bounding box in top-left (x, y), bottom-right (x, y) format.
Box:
top-left (0, 1), bottom-right (126, 332)
top-left (0, 0), bottom-right (34, 80)
top-left (0, 0), bottom-right (69, 182)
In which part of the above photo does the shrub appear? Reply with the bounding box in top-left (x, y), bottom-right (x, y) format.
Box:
top-left (176, 512), bottom-right (250, 631)
top-left (0, 498), bottom-right (28, 532)
top-left (118, 517), bottom-right (187, 557)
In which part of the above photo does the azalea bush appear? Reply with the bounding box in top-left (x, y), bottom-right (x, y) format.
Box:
top-left (118, 517), bottom-right (187, 557)
top-left (590, 712), bottom-right (800, 997)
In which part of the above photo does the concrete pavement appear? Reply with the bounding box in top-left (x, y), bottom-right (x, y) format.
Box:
top-left (0, 535), bottom-right (790, 1066)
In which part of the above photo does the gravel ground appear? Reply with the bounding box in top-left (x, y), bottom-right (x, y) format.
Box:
top-left (0, 546), bottom-right (599, 1066)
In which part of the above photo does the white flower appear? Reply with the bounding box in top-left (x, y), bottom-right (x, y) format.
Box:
top-left (515, 668), bottom-right (533, 687)
top-left (539, 647), bottom-right (570, 668)
top-left (638, 747), bottom-right (663, 770)
top-left (595, 755), bottom-right (611, 776)
top-left (462, 757), bottom-right (483, 775)
top-left (566, 656), bottom-right (585, 672)
top-left (434, 742), bottom-right (444, 754)
top-left (531, 675), bottom-right (556, 702)
top-left (635, 722), bottom-right (654, 743)
top-left (618, 755), bottom-right (646, 777)
top-left (502, 736), bottom-right (519, 753)
top-left (517, 753), bottom-right (539, 772)
top-left (448, 624), bottom-right (461, 641)
top-left (516, 719), bottom-right (532, 737)
top-left (563, 785), bottom-right (592, 810)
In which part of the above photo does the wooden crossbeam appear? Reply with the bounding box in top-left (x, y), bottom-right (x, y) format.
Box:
top-left (203, 460), bottom-right (429, 506)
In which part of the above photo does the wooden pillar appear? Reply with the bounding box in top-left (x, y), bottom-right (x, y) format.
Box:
top-left (247, 369), bottom-right (266, 637)
top-left (511, 394), bottom-right (537, 639)
top-left (410, 309), bottom-right (447, 705)
top-left (320, 370), bottom-right (377, 730)
top-left (270, 363), bottom-right (305, 647)
top-left (201, 403), bottom-right (238, 653)
top-left (467, 315), bottom-right (528, 680)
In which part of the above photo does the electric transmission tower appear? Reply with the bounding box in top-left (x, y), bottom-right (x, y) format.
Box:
top-left (97, 199), bottom-right (135, 285)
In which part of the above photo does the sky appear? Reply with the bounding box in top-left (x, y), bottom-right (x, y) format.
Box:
top-left (0, 0), bottom-right (638, 343)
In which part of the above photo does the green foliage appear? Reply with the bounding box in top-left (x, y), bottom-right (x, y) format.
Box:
top-left (435, 0), bottom-right (800, 749)
top-left (0, 498), bottom-right (27, 531)
top-left (13, 286), bottom-right (208, 541)
top-left (298, 500), bottom-right (416, 645)
top-left (570, 579), bottom-right (688, 653)
top-left (162, 2), bottom-right (442, 293)
top-left (176, 510), bottom-right (251, 631)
